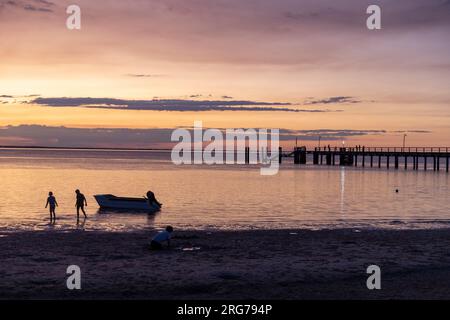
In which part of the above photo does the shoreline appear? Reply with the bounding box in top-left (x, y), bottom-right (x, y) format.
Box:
top-left (1, 228), bottom-right (450, 299)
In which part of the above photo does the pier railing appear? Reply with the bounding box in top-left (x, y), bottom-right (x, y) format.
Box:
top-left (313, 147), bottom-right (449, 153)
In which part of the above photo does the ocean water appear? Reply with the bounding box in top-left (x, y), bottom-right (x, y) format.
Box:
top-left (0, 148), bottom-right (449, 232)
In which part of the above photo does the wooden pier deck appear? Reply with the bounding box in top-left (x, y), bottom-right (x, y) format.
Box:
top-left (267, 147), bottom-right (449, 172)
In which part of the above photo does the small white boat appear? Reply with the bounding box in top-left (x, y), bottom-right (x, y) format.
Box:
top-left (94, 194), bottom-right (161, 213)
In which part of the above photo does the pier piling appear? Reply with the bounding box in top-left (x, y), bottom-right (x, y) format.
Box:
top-left (313, 151), bottom-right (319, 165)
top-left (245, 147), bottom-right (250, 164)
top-left (278, 147), bottom-right (282, 164)
top-left (326, 153), bottom-right (332, 165)
top-left (294, 148), bottom-right (300, 164)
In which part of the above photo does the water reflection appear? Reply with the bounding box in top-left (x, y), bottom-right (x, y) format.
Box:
top-left (340, 167), bottom-right (345, 215)
top-left (76, 217), bottom-right (87, 230)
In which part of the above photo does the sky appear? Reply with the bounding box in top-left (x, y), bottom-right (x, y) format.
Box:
top-left (0, 0), bottom-right (449, 148)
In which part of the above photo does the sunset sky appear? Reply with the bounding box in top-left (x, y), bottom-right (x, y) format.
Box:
top-left (0, 0), bottom-right (449, 148)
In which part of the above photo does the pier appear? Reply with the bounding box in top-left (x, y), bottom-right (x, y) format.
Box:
top-left (271, 147), bottom-right (450, 172)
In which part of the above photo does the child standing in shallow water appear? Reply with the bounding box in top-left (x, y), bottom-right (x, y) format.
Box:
top-left (45, 192), bottom-right (58, 221)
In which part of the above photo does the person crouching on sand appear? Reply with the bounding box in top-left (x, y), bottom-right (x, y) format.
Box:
top-left (150, 226), bottom-right (173, 250)
top-left (75, 189), bottom-right (88, 220)
top-left (45, 191), bottom-right (58, 221)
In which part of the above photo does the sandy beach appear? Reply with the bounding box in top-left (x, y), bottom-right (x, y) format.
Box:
top-left (1, 228), bottom-right (450, 300)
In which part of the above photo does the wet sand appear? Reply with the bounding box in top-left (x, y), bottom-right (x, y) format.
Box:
top-left (1, 228), bottom-right (450, 299)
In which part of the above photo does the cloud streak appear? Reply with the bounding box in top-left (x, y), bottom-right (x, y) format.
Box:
top-left (125, 74), bottom-right (165, 78)
top-left (391, 130), bottom-right (432, 134)
top-left (2, 0), bottom-right (55, 12)
top-left (23, 4), bottom-right (52, 12)
top-left (278, 129), bottom-right (386, 141)
top-left (304, 96), bottom-right (361, 105)
top-left (29, 97), bottom-right (339, 113)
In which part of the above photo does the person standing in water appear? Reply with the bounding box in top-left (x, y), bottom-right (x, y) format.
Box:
top-left (45, 191), bottom-right (58, 221)
top-left (75, 189), bottom-right (88, 220)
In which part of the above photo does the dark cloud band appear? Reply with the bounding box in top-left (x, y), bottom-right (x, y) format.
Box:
top-left (29, 97), bottom-right (338, 113)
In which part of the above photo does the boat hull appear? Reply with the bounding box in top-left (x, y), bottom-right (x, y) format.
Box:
top-left (94, 194), bottom-right (161, 213)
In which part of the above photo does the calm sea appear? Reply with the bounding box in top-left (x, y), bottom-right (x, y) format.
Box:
top-left (0, 148), bottom-right (449, 232)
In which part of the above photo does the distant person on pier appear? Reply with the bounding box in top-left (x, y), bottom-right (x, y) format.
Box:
top-left (146, 190), bottom-right (162, 208)
top-left (75, 189), bottom-right (88, 220)
top-left (45, 191), bottom-right (58, 221)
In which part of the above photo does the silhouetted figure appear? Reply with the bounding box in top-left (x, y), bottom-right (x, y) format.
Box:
top-left (45, 191), bottom-right (58, 221)
top-left (75, 189), bottom-right (87, 220)
top-left (150, 226), bottom-right (173, 250)
top-left (146, 190), bottom-right (162, 208)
